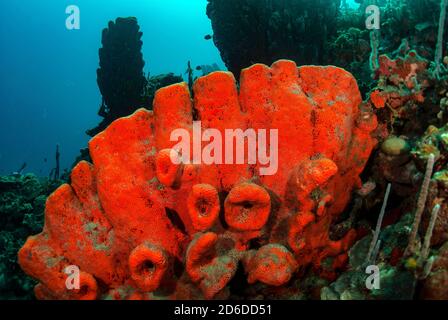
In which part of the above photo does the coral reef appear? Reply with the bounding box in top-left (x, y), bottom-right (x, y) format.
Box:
top-left (330, 0), bottom-right (447, 94)
top-left (321, 213), bottom-right (417, 300)
top-left (18, 60), bottom-right (377, 300)
top-left (0, 174), bottom-right (63, 299)
top-left (0, 0), bottom-right (446, 302)
top-left (321, 115), bottom-right (448, 300)
top-left (414, 124), bottom-right (448, 248)
top-left (205, 0), bottom-right (447, 95)
top-left (365, 50), bottom-right (447, 142)
top-left (362, 48), bottom-right (448, 201)
top-left (313, 11), bottom-right (448, 295)
top-left (364, 0), bottom-right (442, 59)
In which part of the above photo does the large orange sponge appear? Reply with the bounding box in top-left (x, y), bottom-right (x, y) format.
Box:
top-left (18, 60), bottom-right (377, 299)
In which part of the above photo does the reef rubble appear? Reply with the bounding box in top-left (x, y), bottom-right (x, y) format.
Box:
top-left (0, 174), bottom-right (63, 299)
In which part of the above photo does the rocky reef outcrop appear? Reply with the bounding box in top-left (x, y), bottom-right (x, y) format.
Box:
top-left (0, 174), bottom-right (63, 299)
top-left (331, 0), bottom-right (446, 94)
top-left (321, 38), bottom-right (448, 300)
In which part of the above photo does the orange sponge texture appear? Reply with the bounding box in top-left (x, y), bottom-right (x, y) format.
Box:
top-left (19, 60), bottom-right (377, 300)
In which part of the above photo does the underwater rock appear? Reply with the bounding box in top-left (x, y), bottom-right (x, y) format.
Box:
top-left (421, 241), bottom-right (448, 299)
top-left (373, 141), bottom-right (418, 197)
top-left (18, 60), bottom-right (377, 300)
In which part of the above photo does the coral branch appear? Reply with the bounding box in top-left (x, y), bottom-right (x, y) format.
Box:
top-left (435, 0), bottom-right (448, 78)
top-left (407, 154), bottom-right (436, 255)
top-left (371, 240), bottom-right (382, 265)
top-left (420, 204), bottom-right (441, 264)
top-left (369, 30), bottom-right (380, 74)
top-left (366, 183), bottom-right (391, 264)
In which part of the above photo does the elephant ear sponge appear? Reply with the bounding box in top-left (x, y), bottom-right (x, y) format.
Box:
top-left (18, 60), bottom-right (377, 300)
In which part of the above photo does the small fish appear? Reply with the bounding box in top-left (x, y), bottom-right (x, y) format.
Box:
top-left (196, 66), bottom-right (202, 71)
top-left (204, 34), bottom-right (212, 40)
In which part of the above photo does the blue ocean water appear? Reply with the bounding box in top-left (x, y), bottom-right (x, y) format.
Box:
top-left (0, 0), bottom-right (360, 176)
top-left (0, 0), bottom-right (224, 175)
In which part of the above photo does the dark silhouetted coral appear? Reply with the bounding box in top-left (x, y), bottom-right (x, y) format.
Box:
top-left (206, 0), bottom-right (341, 77)
top-left (88, 17), bottom-right (147, 137)
top-left (87, 18), bottom-right (184, 138)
